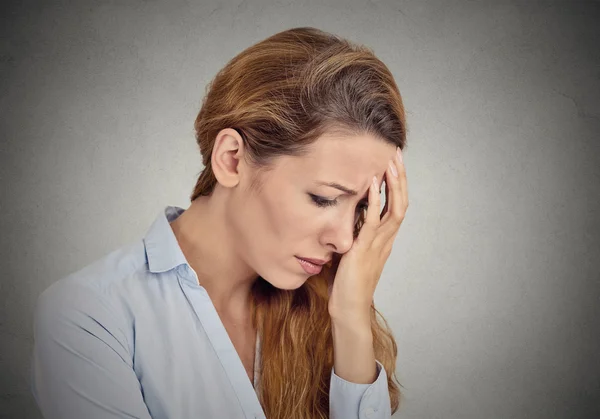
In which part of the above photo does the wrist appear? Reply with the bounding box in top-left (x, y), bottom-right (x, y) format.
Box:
top-left (330, 314), bottom-right (372, 337)
top-left (329, 306), bottom-right (370, 325)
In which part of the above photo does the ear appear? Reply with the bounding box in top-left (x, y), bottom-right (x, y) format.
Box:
top-left (211, 128), bottom-right (246, 188)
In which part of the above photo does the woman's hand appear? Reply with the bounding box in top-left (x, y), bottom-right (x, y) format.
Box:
top-left (327, 147), bottom-right (408, 323)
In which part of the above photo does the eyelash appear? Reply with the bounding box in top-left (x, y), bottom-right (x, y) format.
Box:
top-left (309, 194), bottom-right (369, 211)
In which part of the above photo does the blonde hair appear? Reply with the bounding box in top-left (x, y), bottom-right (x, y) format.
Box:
top-left (191, 27), bottom-right (406, 418)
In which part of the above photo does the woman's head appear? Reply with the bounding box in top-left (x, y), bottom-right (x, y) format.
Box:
top-left (206, 126), bottom-right (397, 291)
top-left (191, 26), bottom-right (404, 417)
top-left (192, 27), bottom-right (407, 290)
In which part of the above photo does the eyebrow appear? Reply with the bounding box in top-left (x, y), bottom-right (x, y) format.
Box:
top-left (316, 181), bottom-right (358, 196)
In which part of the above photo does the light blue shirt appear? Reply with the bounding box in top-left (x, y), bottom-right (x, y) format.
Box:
top-left (30, 205), bottom-right (392, 418)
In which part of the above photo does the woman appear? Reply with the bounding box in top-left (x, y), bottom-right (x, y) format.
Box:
top-left (30, 27), bottom-right (408, 419)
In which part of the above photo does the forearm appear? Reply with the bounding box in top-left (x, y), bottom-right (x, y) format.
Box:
top-left (331, 317), bottom-right (377, 384)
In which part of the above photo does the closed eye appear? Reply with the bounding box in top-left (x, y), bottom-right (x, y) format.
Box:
top-left (309, 194), bottom-right (337, 208)
top-left (309, 194), bottom-right (369, 211)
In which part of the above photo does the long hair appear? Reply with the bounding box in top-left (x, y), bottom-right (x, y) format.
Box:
top-left (190, 27), bottom-right (407, 418)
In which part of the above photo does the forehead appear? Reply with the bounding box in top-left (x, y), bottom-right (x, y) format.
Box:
top-left (285, 132), bottom-right (396, 187)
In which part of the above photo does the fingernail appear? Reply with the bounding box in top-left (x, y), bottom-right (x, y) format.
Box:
top-left (397, 147), bottom-right (403, 164)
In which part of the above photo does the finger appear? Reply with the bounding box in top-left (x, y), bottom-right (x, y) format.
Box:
top-left (360, 175), bottom-right (382, 240)
top-left (396, 148), bottom-right (408, 208)
top-left (380, 172), bottom-right (389, 220)
top-left (380, 158), bottom-right (401, 223)
top-left (380, 155), bottom-right (406, 240)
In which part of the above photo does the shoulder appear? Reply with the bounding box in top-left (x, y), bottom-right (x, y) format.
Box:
top-left (39, 239), bottom-right (147, 302)
top-left (33, 240), bottom-right (149, 354)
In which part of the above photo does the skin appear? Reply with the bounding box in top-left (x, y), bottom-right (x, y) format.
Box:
top-left (169, 128), bottom-right (398, 325)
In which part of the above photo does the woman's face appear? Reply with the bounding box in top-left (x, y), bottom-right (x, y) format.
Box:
top-left (227, 131), bottom-right (397, 290)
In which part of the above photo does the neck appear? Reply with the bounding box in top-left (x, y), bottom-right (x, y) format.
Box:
top-left (169, 195), bottom-right (258, 319)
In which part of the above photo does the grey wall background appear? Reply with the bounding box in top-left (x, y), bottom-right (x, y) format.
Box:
top-left (1, 0), bottom-right (599, 418)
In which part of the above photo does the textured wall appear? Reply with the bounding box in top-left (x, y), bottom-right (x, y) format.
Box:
top-left (1, 0), bottom-right (599, 418)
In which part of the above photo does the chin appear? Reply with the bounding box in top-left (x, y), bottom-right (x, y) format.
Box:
top-left (268, 278), bottom-right (307, 291)
top-left (260, 269), bottom-right (308, 291)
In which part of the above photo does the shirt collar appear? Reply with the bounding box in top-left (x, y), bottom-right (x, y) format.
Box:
top-left (143, 205), bottom-right (188, 273)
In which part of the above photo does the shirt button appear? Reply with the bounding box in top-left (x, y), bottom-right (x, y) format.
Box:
top-left (363, 407), bottom-right (376, 418)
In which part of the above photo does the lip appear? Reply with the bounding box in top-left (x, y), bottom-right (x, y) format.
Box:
top-left (296, 257), bottom-right (324, 275)
top-left (296, 256), bottom-right (330, 266)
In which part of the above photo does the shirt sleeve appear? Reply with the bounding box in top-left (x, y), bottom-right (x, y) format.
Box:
top-left (329, 359), bottom-right (392, 419)
top-left (30, 279), bottom-right (153, 419)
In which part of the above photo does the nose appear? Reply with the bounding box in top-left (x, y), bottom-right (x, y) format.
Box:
top-left (320, 210), bottom-right (356, 254)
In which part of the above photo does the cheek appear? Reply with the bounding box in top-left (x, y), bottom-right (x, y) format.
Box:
top-left (254, 176), bottom-right (326, 242)
top-left (277, 207), bottom-right (313, 240)
top-left (258, 191), bottom-right (301, 239)
top-left (267, 196), bottom-right (322, 243)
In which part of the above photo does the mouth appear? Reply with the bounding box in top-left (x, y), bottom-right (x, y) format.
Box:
top-left (295, 256), bottom-right (326, 275)
top-left (296, 256), bottom-right (330, 266)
